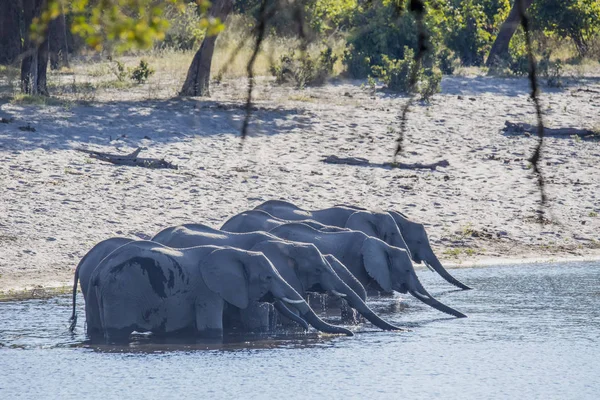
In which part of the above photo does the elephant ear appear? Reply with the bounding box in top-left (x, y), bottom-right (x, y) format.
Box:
top-left (361, 238), bottom-right (393, 292)
top-left (200, 249), bottom-right (250, 309)
top-left (346, 212), bottom-right (378, 237)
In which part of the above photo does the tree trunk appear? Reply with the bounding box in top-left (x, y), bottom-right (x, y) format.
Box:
top-left (20, 0), bottom-right (48, 95)
top-left (180, 0), bottom-right (233, 97)
top-left (49, 10), bottom-right (69, 70)
top-left (486, 0), bottom-right (534, 68)
top-left (0, 0), bottom-right (22, 65)
top-left (36, 37), bottom-right (49, 95)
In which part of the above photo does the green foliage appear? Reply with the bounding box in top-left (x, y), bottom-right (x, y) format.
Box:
top-left (370, 46), bottom-right (441, 98)
top-left (538, 52), bottom-right (564, 87)
top-left (531, 0), bottom-right (600, 57)
top-left (130, 60), bottom-right (154, 84)
top-left (161, 2), bottom-right (206, 50)
top-left (437, 48), bottom-right (456, 75)
top-left (342, 1), bottom-right (421, 78)
top-left (110, 60), bottom-right (128, 81)
top-left (271, 47), bottom-right (338, 88)
top-left (305, 0), bottom-right (357, 34)
top-left (34, 0), bottom-right (222, 52)
top-left (507, 29), bottom-right (529, 75)
top-left (444, 0), bottom-right (493, 66)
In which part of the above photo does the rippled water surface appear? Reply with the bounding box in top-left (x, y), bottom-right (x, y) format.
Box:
top-left (1, 262), bottom-right (599, 399)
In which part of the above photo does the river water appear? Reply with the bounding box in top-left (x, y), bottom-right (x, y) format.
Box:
top-left (1, 261), bottom-right (599, 399)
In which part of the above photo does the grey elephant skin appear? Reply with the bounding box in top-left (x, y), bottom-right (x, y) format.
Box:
top-left (152, 224), bottom-right (367, 302)
top-left (153, 225), bottom-right (400, 331)
top-left (69, 237), bottom-right (135, 331)
top-left (86, 241), bottom-right (353, 342)
top-left (269, 223), bottom-right (467, 318)
top-left (255, 200), bottom-right (471, 290)
top-left (221, 210), bottom-right (347, 233)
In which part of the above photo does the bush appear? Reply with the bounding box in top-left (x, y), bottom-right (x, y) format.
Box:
top-left (438, 48), bottom-right (456, 75)
top-left (160, 3), bottom-right (206, 50)
top-left (538, 52), bottom-right (564, 87)
top-left (370, 46), bottom-right (441, 99)
top-left (271, 47), bottom-right (338, 88)
top-left (444, 0), bottom-right (494, 66)
top-left (531, 0), bottom-right (600, 57)
top-left (130, 60), bottom-right (154, 84)
top-left (342, 3), bottom-right (421, 78)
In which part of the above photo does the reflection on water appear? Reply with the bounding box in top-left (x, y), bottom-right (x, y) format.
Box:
top-left (1, 261), bottom-right (599, 399)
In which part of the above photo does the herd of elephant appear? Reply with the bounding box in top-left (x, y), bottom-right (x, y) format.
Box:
top-left (70, 200), bottom-right (471, 342)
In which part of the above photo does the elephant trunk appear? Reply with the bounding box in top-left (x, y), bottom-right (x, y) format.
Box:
top-left (69, 265), bottom-right (80, 332)
top-left (281, 294), bottom-right (353, 336)
top-left (409, 277), bottom-right (467, 318)
top-left (325, 255), bottom-right (367, 301)
top-left (425, 251), bottom-right (472, 290)
top-left (274, 300), bottom-right (309, 330)
top-left (337, 283), bottom-right (405, 331)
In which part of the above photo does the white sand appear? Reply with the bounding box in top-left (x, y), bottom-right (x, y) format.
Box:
top-left (1, 74), bottom-right (599, 294)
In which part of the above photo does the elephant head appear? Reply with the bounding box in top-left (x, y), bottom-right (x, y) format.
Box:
top-left (388, 211), bottom-right (471, 290)
top-left (360, 237), bottom-right (467, 318)
top-left (346, 211), bottom-right (410, 256)
top-left (200, 248), bottom-right (354, 336)
top-left (252, 241), bottom-right (403, 331)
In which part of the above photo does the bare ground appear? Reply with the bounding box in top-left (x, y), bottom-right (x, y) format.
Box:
top-left (1, 74), bottom-right (599, 297)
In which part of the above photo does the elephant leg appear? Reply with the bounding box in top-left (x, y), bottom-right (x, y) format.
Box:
top-left (239, 302), bottom-right (271, 332)
top-left (195, 299), bottom-right (224, 338)
top-left (104, 326), bottom-right (134, 343)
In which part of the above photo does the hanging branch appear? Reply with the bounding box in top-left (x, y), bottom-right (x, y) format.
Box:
top-left (240, 0), bottom-right (278, 141)
top-left (394, 0), bottom-right (427, 162)
top-left (519, 0), bottom-right (547, 219)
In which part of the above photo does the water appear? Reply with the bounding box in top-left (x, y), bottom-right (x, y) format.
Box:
top-left (1, 262), bottom-right (599, 399)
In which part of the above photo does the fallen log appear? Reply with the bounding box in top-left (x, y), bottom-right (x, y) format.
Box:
top-left (502, 121), bottom-right (597, 138)
top-left (322, 155), bottom-right (449, 170)
top-left (76, 147), bottom-right (178, 169)
top-left (322, 155), bottom-right (370, 166)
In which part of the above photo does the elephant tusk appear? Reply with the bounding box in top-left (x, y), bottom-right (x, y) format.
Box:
top-left (282, 297), bottom-right (305, 304)
top-left (424, 261), bottom-right (435, 272)
top-left (331, 290), bottom-right (347, 298)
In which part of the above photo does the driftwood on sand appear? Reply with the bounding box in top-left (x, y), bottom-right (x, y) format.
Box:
top-left (76, 147), bottom-right (178, 169)
top-left (502, 121), bottom-right (597, 138)
top-left (322, 155), bottom-right (449, 170)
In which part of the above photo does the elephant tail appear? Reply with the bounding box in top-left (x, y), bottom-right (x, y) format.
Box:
top-left (69, 265), bottom-right (80, 332)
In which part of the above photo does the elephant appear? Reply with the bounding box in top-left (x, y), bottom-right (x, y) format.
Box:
top-left (69, 237), bottom-right (135, 332)
top-left (269, 223), bottom-right (467, 318)
top-left (221, 210), bottom-right (348, 233)
top-left (255, 200), bottom-right (471, 290)
top-left (152, 223), bottom-right (367, 303)
top-left (86, 240), bottom-right (353, 342)
top-left (154, 226), bottom-right (400, 331)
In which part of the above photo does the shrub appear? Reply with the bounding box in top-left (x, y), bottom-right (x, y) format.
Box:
top-left (538, 52), bottom-right (564, 87)
top-left (342, 3), bottom-right (421, 79)
top-left (160, 3), bottom-right (206, 50)
top-left (130, 60), bottom-right (154, 84)
top-left (110, 60), bottom-right (128, 82)
top-left (271, 47), bottom-right (338, 88)
top-left (370, 46), bottom-right (441, 99)
top-left (438, 48), bottom-right (456, 75)
top-left (444, 0), bottom-right (493, 66)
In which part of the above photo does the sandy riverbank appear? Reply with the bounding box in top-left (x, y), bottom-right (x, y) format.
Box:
top-left (1, 73), bottom-right (599, 298)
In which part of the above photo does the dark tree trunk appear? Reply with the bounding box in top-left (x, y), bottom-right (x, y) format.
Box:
top-left (180, 0), bottom-right (233, 97)
top-left (0, 0), bottom-right (23, 65)
top-left (20, 0), bottom-right (48, 95)
top-left (36, 37), bottom-right (49, 95)
top-left (49, 10), bottom-right (69, 70)
top-left (486, 0), bottom-right (534, 68)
